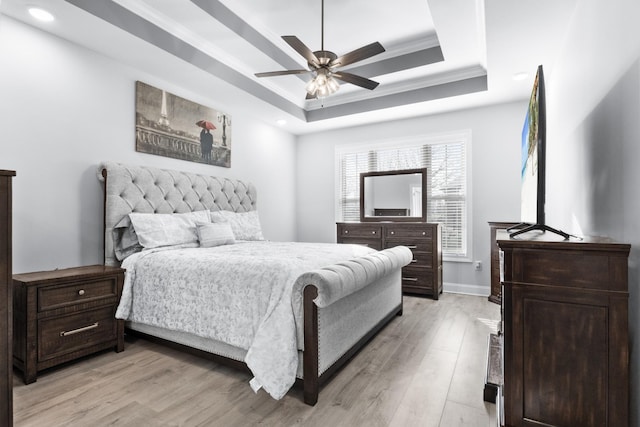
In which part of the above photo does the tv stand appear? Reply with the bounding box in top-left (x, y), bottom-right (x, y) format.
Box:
top-left (507, 222), bottom-right (570, 239)
top-left (495, 231), bottom-right (630, 426)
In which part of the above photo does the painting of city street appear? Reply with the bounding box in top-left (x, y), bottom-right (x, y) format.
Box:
top-left (135, 81), bottom-right (231, 168)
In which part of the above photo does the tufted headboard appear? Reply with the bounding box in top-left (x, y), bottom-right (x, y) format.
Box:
top-left (98, 162), bottom-right (257, 266)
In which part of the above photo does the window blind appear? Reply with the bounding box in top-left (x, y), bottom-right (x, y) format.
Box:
top-left (337, 138), bottom-right (468, 258)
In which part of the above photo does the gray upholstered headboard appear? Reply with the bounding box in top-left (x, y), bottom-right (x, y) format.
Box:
top-left (98, 162), bottom-right (257, 266)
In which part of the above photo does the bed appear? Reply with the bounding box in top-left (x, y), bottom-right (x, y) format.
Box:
top-left (98, 162), bottom-right (412, 405)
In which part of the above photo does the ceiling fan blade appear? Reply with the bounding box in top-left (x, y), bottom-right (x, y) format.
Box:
top-left (305, 92), bottom-right (318, 100)
top-left (333, 72), bottom-right (380, 90)
top-left (330, 42), bottom-right (385, 68)
top-left (282, 35), bottom-right (320, 66)
top-left (255, 70), bottom-right (310, 78)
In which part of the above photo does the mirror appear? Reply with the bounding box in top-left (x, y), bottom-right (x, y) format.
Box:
top-left (360, 168), bottom-right (427, 222)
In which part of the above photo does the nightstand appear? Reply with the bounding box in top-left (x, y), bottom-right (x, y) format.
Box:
top-left (13, 265), bottom-right (125, 384)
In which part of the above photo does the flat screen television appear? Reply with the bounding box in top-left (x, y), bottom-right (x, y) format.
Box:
top-left (509, 65), bottom-right (569, 239)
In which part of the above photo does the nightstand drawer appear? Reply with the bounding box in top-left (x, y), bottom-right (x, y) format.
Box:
top-left (38, 306), bottom-right (116, 362)
top-left (39, 279), bottom-right (117, 312)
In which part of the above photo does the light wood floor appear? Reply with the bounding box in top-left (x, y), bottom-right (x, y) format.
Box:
top-left (13, 293), bottom-right (500, 427)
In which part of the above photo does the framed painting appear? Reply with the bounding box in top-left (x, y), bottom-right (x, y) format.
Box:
top-left (135, 81), bottom-right (231, 168)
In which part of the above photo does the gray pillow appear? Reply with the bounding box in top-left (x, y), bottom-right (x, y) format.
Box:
top-left (197, 222), bottom-right (236, 247)
top-left (210, 210), bottom-right (265, 241)
top-left (112, 216), bottom-right (142, 261)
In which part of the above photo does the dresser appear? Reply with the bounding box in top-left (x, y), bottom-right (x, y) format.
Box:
top-left (1, 170), bottom-right (15, 427)
top-left (488, 221), bottom-right (520, 304)
top-left (13, 265), bottom-right (125, 384)
top-left (336, 222), bottom-right (442, 299)
top-left (496, 231), bottom-right (630, 427)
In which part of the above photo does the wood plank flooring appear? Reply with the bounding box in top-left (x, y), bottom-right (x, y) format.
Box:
top-left (13, 293), bottom-right (500, 426)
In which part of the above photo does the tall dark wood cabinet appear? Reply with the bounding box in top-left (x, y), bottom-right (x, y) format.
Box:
top-left (336, 222), bottom-right (442, 299)
top-left (1, 170), bottom-right (15, 427)
top-left (497, 231), bottom-right (630, 427)
top-left (488, 222), bottom-right (520, 304)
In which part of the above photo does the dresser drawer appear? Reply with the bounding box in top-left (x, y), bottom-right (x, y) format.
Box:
top-left (405, 251), bottom-right (433, 268)
top-left (338, 224), bottom-right (383, 238)
top-left (38, 306), bottom-right (116, 362)
top-left (401, 266), bottom-right (433, 288)
top-left (339, 238), bottom-right (383, 251)
top-left (385, 225), bottom-right (433, 239)
top-left (38, 279), bottom-right (118, 312)
top-left (384, 240), bottom-right (433, 253)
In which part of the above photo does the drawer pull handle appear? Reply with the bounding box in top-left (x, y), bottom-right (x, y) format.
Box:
top-left (411, 260), bottom-right (417, 263)
top-left (60, 322), bottom-right (99, 337)
top-left (402, 277), bottom-right (418, 282)
top-left (344, 230), bottom-right (349, 234)
top-left (372, 231), bottom-right (376, 234)
top-left (390, 231), bottom-right (395, 235)
top-left (406, 245), bottom-right (418, 249)
top-left (422, 232), bottom-right (426, 236)
top-left (78, 289), bottom-right (85, 296)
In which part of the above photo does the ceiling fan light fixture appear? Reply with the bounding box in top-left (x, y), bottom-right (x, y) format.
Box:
top-left (256, 0), bottom-right (383, 98)
top-left (306, 69), bottom-right (340, 98)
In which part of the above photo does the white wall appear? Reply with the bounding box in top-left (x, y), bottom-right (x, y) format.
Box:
top-left (296, 102), bottom-right (525, 295)
top-left (0, 17), bottom-right (297, 274)
top-left (544, 0), bottom-right (640, 424)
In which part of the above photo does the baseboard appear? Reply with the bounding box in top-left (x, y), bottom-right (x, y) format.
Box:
top-left (443, 282), bottom-right (490, 297)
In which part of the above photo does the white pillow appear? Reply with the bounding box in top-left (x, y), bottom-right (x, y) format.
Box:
top-left (129, 210), bottom-right (211, 249)
top-left (210, 210), bottom-right (265, 241)
top-left (197, 222), bottom-right (236, 247)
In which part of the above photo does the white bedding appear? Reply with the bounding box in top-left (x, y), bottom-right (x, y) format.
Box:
top-left (116, 241), bottom-right (374, 399)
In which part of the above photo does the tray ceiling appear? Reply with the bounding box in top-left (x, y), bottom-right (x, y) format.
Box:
top-left (0, 0), bottom-right (578, 134)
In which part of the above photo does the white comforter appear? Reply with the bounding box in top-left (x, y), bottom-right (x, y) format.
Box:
top-left (116, 241), bottom-right (374, 399)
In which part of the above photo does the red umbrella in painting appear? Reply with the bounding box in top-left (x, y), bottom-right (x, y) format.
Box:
top-left (196, 120), bottom-right (216, 130)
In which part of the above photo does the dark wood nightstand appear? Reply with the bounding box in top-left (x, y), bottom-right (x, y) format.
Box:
top-left (13, 265), bottom-right (125, 384)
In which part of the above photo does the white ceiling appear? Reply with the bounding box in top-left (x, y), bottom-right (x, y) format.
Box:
top-left (0, 0), bottom-right (578, 134)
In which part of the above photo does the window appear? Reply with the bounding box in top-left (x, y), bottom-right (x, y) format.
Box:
top-left (336, 131), bottom-right (470, 260)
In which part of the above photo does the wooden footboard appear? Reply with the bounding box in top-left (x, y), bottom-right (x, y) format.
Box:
top-left (301, 285), bottom-right (403, 405)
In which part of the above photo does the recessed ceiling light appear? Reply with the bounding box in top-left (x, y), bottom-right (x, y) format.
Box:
top-left (512, 72), bottom-right (528, 81)
top-left (276, 119), bottom-right (287, 126)
top-left (28, 7), bottom-right (55, 22)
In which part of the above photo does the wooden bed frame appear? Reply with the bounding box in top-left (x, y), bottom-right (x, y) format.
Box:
top-left (99, 162), bottom-right (408, 405)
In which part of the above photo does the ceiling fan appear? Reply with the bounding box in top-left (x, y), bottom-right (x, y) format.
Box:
top-left (254, 0), bottom-right (385, 99)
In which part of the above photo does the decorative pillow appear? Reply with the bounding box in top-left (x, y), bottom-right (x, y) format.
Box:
top-left (197, 222), bottom-right (236, 248)
top-left (210, 210), bottom-right (265, 241)
top-left (112, 216), bottom-right (143, 261)
top-left (129, 210), bottom-right (211, 249)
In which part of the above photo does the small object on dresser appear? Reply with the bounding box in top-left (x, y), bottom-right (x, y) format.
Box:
top-left (13, 265), bottom-right (125, 384)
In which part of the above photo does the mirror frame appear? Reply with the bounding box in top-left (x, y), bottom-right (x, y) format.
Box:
top-left (359, 168), bottom-right (427, 222)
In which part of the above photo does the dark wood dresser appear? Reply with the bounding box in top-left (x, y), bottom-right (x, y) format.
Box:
top-left (496, 231), bottom-right (630, 427)
top-left (488, 222), bottom-right (520, 304)
top-left (13, 265), bottom-right (125, 384)
top-left (1, 170), bottom-right (15, 427)
top-left (336, 222), bottom-right (442, 299)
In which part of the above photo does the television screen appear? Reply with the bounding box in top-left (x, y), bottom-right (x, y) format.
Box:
top-left (510, 65), bottom-right (569, 239)
top-left (520, 68), bottom-right (542, 225)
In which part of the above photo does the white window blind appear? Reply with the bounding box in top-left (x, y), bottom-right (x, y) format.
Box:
top-left (337, 136), bottom-right (468, 258)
